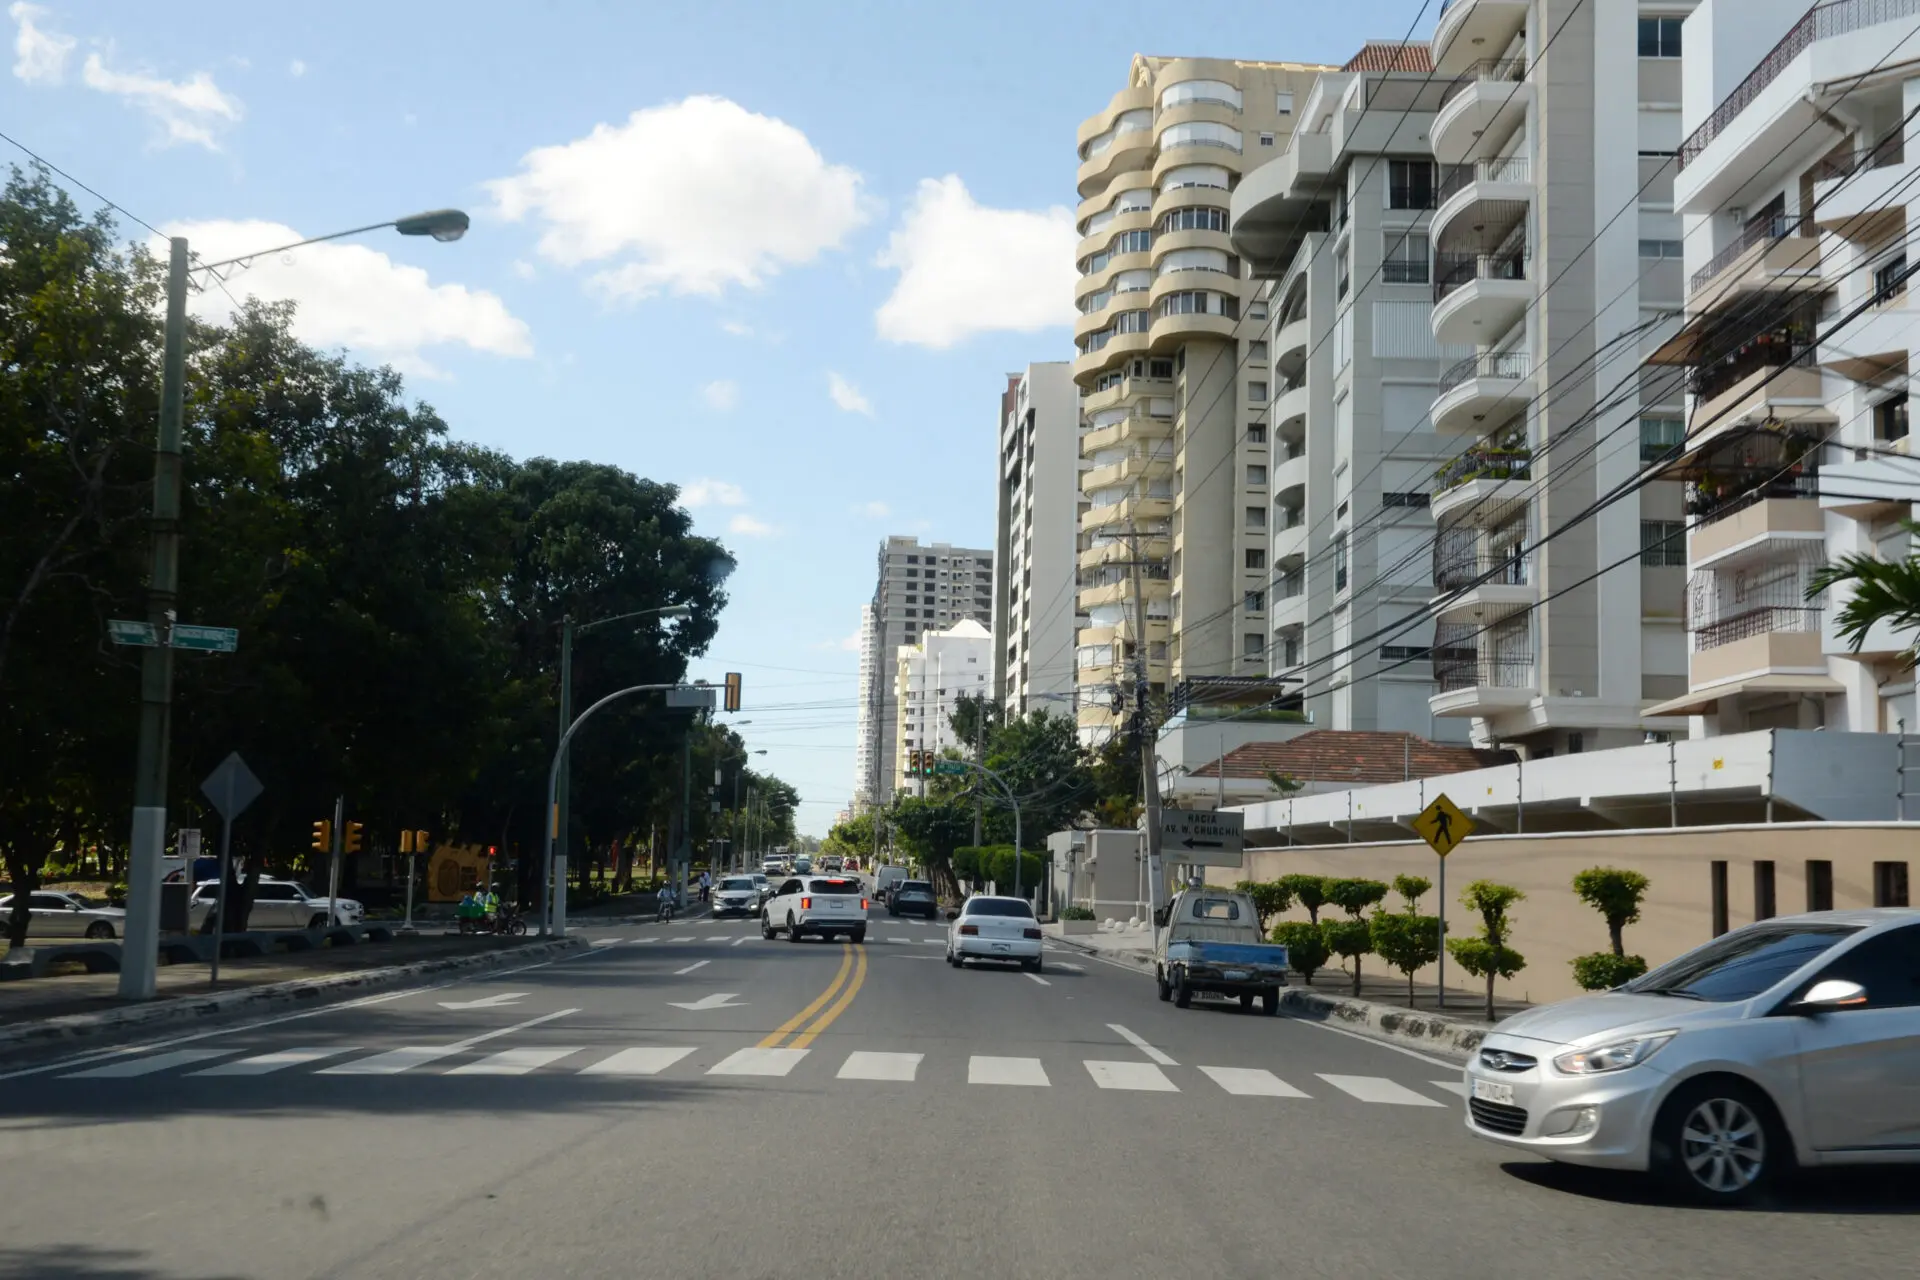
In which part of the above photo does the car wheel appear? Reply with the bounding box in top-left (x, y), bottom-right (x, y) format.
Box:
top-left (85, 921), bottom-right (116, 940)
top-left (1025, 956), bottom-right (1042, 974)
top-left (1239, 993), bottom-right (1255, 1012)
top-left (308, 914), bottom-right (329, 930)
top-left (947, 949), bottom-right (961, 968)
top-left (1156, 967), bottom-right (1171, 1002)
top-left (1652, 1078), bottom-right (1785, 1207)
top-left (852, 929), bottom-right (866, 944)
top-left (1262, 987), bottom-right (1280, 1016)
top-left (761, 913), bottom-right (776, 940)
top-left (787, 913), bottom-right (804, 943)
top-left (1172, 970), bottom-right (1192, 1008)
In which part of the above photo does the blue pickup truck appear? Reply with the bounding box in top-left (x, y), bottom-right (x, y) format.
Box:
top-left (1153, 887), bottom-right (1290, 1014)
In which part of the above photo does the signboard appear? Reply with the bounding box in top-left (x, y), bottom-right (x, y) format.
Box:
top-left (200, 752), bottom-right (263, 821)
top-left (177, 829), bottom-right (202, 860)
top-left (1412, 793), bottom-right (1473, 858)
top-left (1157, 808), bottom-right (1245, 866)
top-left (171, 623), bottom-right (239, 653)
top-left (107, 619), bottom-right (159, 647)
top-left (666, 685), bottom-right (717, 709)
top-left (933, 760), bottom-right (969, 777)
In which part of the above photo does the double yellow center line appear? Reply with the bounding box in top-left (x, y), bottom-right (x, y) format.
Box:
top-left (757, 940), bottom-right (868, 1050)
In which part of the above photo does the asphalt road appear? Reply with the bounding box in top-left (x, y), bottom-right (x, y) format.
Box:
top-left (0, 892), bottom-right (1914, 1280)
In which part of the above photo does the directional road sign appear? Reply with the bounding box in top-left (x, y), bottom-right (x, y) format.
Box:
top-left (666, 685), bottom-right (717, 709)
top-left (933, 760), bottom-right (970, 777)
top-left (107, 619), bottom-right (159, 647)
top-left (1157, 808), bottom-right (1245, 867)
top-left (200, 753), bottom-right (263, 822)
top-left (1412, 793), bottom-right (1473, 858)
top-left (171, 623), bottom-right (239, 653)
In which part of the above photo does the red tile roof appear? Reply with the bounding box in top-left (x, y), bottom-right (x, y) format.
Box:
top-left (1342, 41), bottom-right (1434, 73)
top-left (1190, 731), bottom-right (1513, 785)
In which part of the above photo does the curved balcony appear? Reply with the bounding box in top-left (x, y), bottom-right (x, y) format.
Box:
top-left (1077, 131), bottom-right (1155, 199)
top-left (1432, 60), bottom-right (1531, 165)
top-left (1431, 550), bottom-right (1535, 623)
top-left (1429, 447), bottom-right (1532, 526)
top-left (1151, 182), bottom-right (1231, 224)
top-left (1080, 535), bottom-right (1170, 569)
top-left (1149, 225), bottom-right (1234, 268)
top-left (1431, 351), bottom-right (1530, 435)
top-left (1273, 381), bottom-right (1310, 436)
top-left (1275, 314), bottom-right (1308, 361)
top-left (1075, 208), bottom-right (1156, 264)
top-left (1274, 450), bottom-right (1309, 503)
top-left (1081, 494), bottom-right (1174, 532)
top-left (1076, 85), bottom-right (1154, 150)
top-left (1080, 575), bottom-right (1170, 611)
top-left (1431, 250), bottom-right (1530, 346)
top-left (1152, 141), bottom-right (1245, 192)
top-left (1083, 449), bottom-right (1173, 493)
top-left (1147, 309), bottom-right (1237, 352)
top-left (1146, 263), bottom-right (1235, 312)
top-left (1073, 250), bottom-right (1154, 307)
top-left (1072, 330), bottom-right (1151, 384)
top-left (1273, 521), bottom-right (1308, 565)
top-left (1153, 98), bottom-right (1242, 140)
top-left (1082, 408), bottom-right (1173, 456)
top-left (1432, 0), bottom-right (1530, 75)
top-left (1432, 156), bottom-right (1531, 254)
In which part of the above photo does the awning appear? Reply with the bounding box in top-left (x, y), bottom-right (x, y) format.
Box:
top-left (1644, 673), bottom-right (1847, 719)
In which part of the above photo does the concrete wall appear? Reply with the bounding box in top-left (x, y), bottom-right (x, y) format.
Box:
top-left (1224, 822), bottom-right (1920, 1005)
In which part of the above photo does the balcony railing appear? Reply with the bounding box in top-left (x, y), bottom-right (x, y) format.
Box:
top-left (1680, 0), bottom-right (1920, 170)
top-left (1438, 155), bottom-right (1530, 204)
top-left (1433, 248), bottom-right (1527, 303)
top-left (1439, 350), bottom-right (1529, 394)
top-left (1435, 656), bottom-right (1535, 693)
top-left (1693, 605), bottom-right (1824, 650)
top-left (1688, 329), bottom-right (1815, 402)
top-left (1691, 214), bottom-right (1797, 295)
top-left (1435, 550), bottom-right (1530, 591)
top-left (1811, 124), bottom-right (1907, 184)
top-left (1433, 446), bottom-right (1532, 494)
top-left (1685, 469), bottom-right (1818, 521)
top-left (1438, 57), bottom-right (1529, 111)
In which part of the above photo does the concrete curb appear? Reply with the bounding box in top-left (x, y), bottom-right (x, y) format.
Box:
top-left (1047, 931), bottom-right (1154, 967)
top-left (1277, 988), bottom-right (1486, 1063)
top-left (0, 937), bottom-right (589, 1055)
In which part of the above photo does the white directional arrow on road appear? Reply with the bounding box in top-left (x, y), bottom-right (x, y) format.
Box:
top-left (667, 992), bottom-right (747, 1012)
top-left (437, 992), bottom-right (528, 1010)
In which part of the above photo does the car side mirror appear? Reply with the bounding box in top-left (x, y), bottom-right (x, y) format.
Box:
top-left (69, 903), bottom-right (83, 911)
top-left (1792, 978), bottom-right (1868, 1012)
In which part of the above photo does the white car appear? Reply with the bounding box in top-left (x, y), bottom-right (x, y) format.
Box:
top-left (947, 896), bottom-right (1043, 972)
top-left (750, 873), bottom-right (773, 905)
top-left (711, 875), bottom-right (761, 917)
top-left (187, 878), bottom-right (364, 931)
top-left (0, 890), bottom-right (126, 939)
top-left (762, 876), bottom-right (868, 943)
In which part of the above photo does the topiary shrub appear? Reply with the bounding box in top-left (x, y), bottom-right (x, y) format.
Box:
top-left (1271, 921), bottom-right (1329, 985)
top-left (1571, 951), bottom-right (1648, 991)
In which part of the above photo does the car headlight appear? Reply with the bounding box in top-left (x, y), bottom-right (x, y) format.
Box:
top-left (1552, 1032), bottom-right (1675, 1075)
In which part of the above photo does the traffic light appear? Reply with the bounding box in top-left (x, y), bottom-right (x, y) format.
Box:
top-left (344, 821), bottom-right (364, 854)
top-left (311, 819), bottom-right (332, 852)
top-left (400, 829), bottom-right (431, 854)
top-left (723, 670), bottom-right (742, 713)
top-left (399, 830), bottom-right (411, 854)
top-left (415, 829), bottom-right (431, 855)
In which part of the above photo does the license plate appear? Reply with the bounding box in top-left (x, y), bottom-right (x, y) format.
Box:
top-left (1471, 1079), bottom-right (1515, 1105)
top-left (1222, 969), bottom-right (1248, 981)
top-left (826, 899), bottom-right (845, 907)
top-left (991, 942), bottom-right (1011, 952)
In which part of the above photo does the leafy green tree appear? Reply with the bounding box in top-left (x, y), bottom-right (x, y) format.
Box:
top-left (978, 708), bottom-right (1092, 848)
top-left (1233, 879), bottom-right (1295, 932)
top-left (1279, 874), bottom-right (1329, 923)
top-left (888, 793), bottom-right (974, 898)
top-left (1571, 866), bottom-right (1650, 957)
top-left (1392, 874), bottom-right (1432, 912)
top-left (1324, 878), bottom-right (1388, 917)
top-left (1447, 880), bottom-right (1526, 1021)
top-left (1261, 768), bottom-right (1303, 794)
top-left (1320, 918), bottom-right (1373, 996)
top-left (1371, 910), bottom-right (1441, 1007)
top-left (1809, 521), bottom-right (1920, 666)
top-left (1087, 732), bottom-right (1141, 829)
top-left (1271, 921), bottom-right (1329, 984)
top-left (947, 693), bottom-right (1004, 753)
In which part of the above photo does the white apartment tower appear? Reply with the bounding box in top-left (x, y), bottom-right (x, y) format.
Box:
top-left (854, 537), bottom-right (994, 808)
top-left (892, 619), bottom-right (994, 794)
top-left (992, 363), bottom-right (1085, 720)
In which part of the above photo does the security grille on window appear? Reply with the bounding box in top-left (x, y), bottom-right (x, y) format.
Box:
top-left (1333, 534), bottom-right (1348, 591)
top-left (1259, 132), bottom-right (1275, 147)
top-left (1247, 424), bottom-right (1267, 443)
top-left (1382, 231), bottom-right (1430, 284)
top-left (1246, 549), bottom-right (1266, 569)
top-left (1640, 520), bottom-right (1686, 567)
top-left (1875, 253), bottom-right (1912, 304)
top-left (1388, 160), bottom-right (1436, 210)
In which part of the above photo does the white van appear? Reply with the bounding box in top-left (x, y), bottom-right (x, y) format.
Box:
top-left (874, 864), bottom-right (907, 902)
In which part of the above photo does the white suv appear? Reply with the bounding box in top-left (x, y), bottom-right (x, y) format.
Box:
top-left (761, 876), bottom-right (867, 943)
top-left (188, 878), bottom-right (364, 931)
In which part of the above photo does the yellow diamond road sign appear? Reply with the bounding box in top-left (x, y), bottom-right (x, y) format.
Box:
top-left (1412, 793), bottom-right (1473, 858)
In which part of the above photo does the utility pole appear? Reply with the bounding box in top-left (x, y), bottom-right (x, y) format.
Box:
top-left (557, 616), bottom-right (574, 918)
top-left (970, 695), bottom-right (984, 850)
top-left (1127, 520), bottom-right (1166, 946)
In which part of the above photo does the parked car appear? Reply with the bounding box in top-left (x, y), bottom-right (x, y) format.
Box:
top-left (888, 880), bottom-right (938, 920)
top-left (187, 878), bottom-right (364, 931)
top-left (793, 856), bottom-right (814, 875)
top-left (946, 895), bottom-right (1043, 972)
top-left (762, 876), bottom-right (867, 943)
top-left (0, 890), bottom-right (125, 939)
top-left (1462, 908), bottom-right (1920, 1205)
top-left (712, 875), bottom-right (761, 917)
top-left (874, 865), bottom-right (907, 903)
top-left (1153, 887), bottom-right (1289, 1014)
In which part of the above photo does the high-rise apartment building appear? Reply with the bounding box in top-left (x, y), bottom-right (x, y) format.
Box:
top-left (1071, 55), bottom-right (1333, 744)
top-left (992, 362), bottom-right (1085, 720)
top-left (1229, 44), bottom-right (1467, 740)
top-left (892, 619), bottom-right (993, 795)
top-left (853, 536), bottom-right (994, 808)
top-left (1641, 0), bottom-right (1920, 736)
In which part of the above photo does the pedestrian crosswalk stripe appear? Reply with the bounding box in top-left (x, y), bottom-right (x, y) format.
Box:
top-left (704, 936), bottom-right (728, 942)
top-left (837, 1051), bottom-right (921, 1082)
top-left (191, 1047), bottom-right (354, 1077)
top-left (448, 1047), bottom-right (583, 1076)
top-left (709, 1047), bottom-right (807, 1077)
top-left (1428, 1079), bottom-right (1468, 1098)
top-left (1317, 1073), bottom-right (1447, 1107)
top-left (579, 1047), bottom-right (695, 1076)
top-left (1085, 1060), bottom-right (1178, 1092)
top-left (669, 935), bottom-right (694, 942)
top-left (319, 1046), bottom-right (466, 1076)
top-left (1198, 1066), bottom-right (1310, 1098)
top-left (65, 1049), bottom-right (232, 1078)
top-left (968, 1055), bottom-right (1048, 1087)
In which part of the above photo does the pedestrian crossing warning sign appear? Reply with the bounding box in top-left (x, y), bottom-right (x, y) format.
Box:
top-left (1412, 793), bottom-right (1472, 858)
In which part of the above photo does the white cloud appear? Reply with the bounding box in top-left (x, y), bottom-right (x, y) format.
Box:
top-left (512, 259), bottom-right (538, 280)
top-left (157, 219), bottom-right (532, 378)
top-left (827, 371), bottom-right (874, 416)
top-left (720, 320), bottom-right (753, 337)
top-left (486, 95), bottom-right (872, 301)
top-left (288, 58), bottom-right (305, 78)
top-left (82, 51), bottom-right (242, 150)
top-left (874, 175), bottom-right (1077, 349)
top-left (10, 2), bottom-right (71, 83)
top-left (701, 379), bottom-right (739, 411)
top-left (728, 513), bottom-right (777, 537)
top-left (853, 500), bottom-right (889, 519)
top-left (680, 478), bottom-right (747, 508)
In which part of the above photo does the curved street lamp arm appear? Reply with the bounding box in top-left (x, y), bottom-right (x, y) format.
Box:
top-left (575, 603), bottom-right (692, 634)
top-left (191, 222), bottom-right (400, 275)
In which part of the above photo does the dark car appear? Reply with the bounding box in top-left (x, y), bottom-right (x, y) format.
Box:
top-left (888, 880), bottom-right (938, 919)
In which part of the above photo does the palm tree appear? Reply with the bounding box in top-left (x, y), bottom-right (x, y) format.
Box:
top-left (1808, 519), bottom-right (1920, 667)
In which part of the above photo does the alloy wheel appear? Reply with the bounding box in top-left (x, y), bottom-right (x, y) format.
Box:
top-left (1679, 1096), bottom-right (1766, 1195)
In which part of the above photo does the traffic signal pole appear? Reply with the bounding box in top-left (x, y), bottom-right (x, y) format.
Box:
top-left (326, 795), bottom-right (344, 928)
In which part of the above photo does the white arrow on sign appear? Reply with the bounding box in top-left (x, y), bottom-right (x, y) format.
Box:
top-left (668, 992), bottom-right (746, 1012)
top-left (437, 992), bottom-right (528, 1010)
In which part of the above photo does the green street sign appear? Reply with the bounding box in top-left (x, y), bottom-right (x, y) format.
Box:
top-left (933, 760), bottom-right (969, 776)
top-left (107, 619), bottom-right (160, 648)
top-left (171, 623), bottom-right (239, 653)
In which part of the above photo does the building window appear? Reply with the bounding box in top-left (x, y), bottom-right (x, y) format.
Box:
top-left (1876, 395), bottom-right (1910, 442)
top-left (1641, 520), bottom-right (1685, 567)
top-left (905, 567), bottom-right (918, 577)
top-left (1248, 381), bottom-right (1268, 403)
top-left (1754, 861), bottom-right (1776, 921)
top-left (1259, 132), bottom-right (1275, 147)
top-left (1875, 252), bottom-right (1911, 303)
top-left (1382, 231), bottom-right (1430, 284)
top-left (1640, 415), bottom-right (1685, 464)
top-left (1387, 159), bottom-right (1437, 210)
top-left (906, 555), bottom-right (919, 564)
top-left (1246, 548), bottom-right (1266, 569)
top-left (1711, 860), bottom-right (1729, 936)
top-left (1248, 340), bottom-right (1268, 362)
top-left (1149, 358), bottom-right (1175, 378)
top-left (1159, 206), bottom-right (1230, 235)
top-left (1247, 465), bottom-right (1268, 487)
top-left (1568, 732), bottom-right (1584, 754)
top-left (1247, 300), bottom-right (1268, 320)
top-left (1276, 92), bottom-right (1293, 114)
top-left (1379, 644), bottom-right (1432, 661)
top-left (1875, 861), bottom-right (1911, 907)
top-left (1243, 633), bottom-right (1265, 658)
top-left (1247, 424), bottom-right (1267, 444)
top-left (1638, 238), bottom-right (1683, 259)
top-left (1244, 590), bottom-right (1265, 613)
top-left (1333, 533), bottom-right (1348, 591)
top-left (1383, 491), bottom-right (1430, 508)
top-left (1638, 16), bottom-right (1682, 57)
top-left (1336, 247), bottom-right (1351, 299)
top-left (1807, 859), bottom-right (1834, 911)
top-left (1246, 505), bottom-right (1266, 530)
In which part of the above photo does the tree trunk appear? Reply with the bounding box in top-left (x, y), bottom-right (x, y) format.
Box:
top-left (1484, 971), bottom-right (1496, 1023)
top-left (1408, 969), bottom-right (1416, 1009)
top-left (1351, 955), bottom-right (1363, 998)
top-left (1608, 919), bottom-right (1624, 957)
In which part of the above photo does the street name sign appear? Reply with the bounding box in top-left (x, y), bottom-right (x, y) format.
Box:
top-left (1412, 793), bottom-right (1473, 858)
top-left (666, 685), bottom-right (717, 709)
top-left (171, 624), bottom-right (239, 653)
top-left (107, 619), bottom-right (159, 647)
top-left (1158, 808), bottom-right (1245, 866)
top-left (933, 760), bottom-right (969, 777)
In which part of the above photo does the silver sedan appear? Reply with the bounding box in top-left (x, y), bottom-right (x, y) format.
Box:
top-left (1463, 908), bottom-right (1920, 1204)
top-left (0, 891), bottom-right (126, 939)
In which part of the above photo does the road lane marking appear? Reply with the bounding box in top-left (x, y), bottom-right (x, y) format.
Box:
top-left (1198, 1066), bottom-right (1311, 1098)
top-left (674, 960), bottom-right (710, 976)
top-left (704, 936), bottom-right (728, 942)
top-left (1285, 1017), bottom-right (1465, 1070)
top-left (788, 942), bottom-right (868, 1049)
top-left (191, 1048), bottom-right (356, 1076)
top-left (1429, 1078), bottom-right (1469, 1098)
top-left (757, 943), bottom-right (854, 1050)
top-left (579, 1047), bottom-right (696, 1076)
top-left (968, 1055), bottom-right (1048, 1087)
top-left (837, 1051), bottom-right (921, 1081)
top-left (709, 1047), bottom-right (807, 1077)
top-left (1085, 1060), bottom-right (1179, 1092)
top-left (1316, 1074), bottom-right (1448, 1107)
top-left (669, 936), bottom-right (694, 942)
top-left (448, 1047), bottom-right (583, 1076)
top-left (1107, 1023), bottom-right (1178, 1067)
top-left (590, 939), bottom-right (624, 948)
top-left (731, 936), bottom-right (751, 947)
top-left (64, 1050), bottom-right (233, 1079)
top-left (1024, 973), bottom-right (1051, 986)
top-left (318, 1007), bottom-right (580, 1075)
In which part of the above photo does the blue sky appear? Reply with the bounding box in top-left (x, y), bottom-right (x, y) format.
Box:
top-left (7, 0), bottom-right (1432, 832)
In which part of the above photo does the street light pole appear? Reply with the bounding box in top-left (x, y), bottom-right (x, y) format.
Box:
top-left (119, 209), bottom-right (470, 1000)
